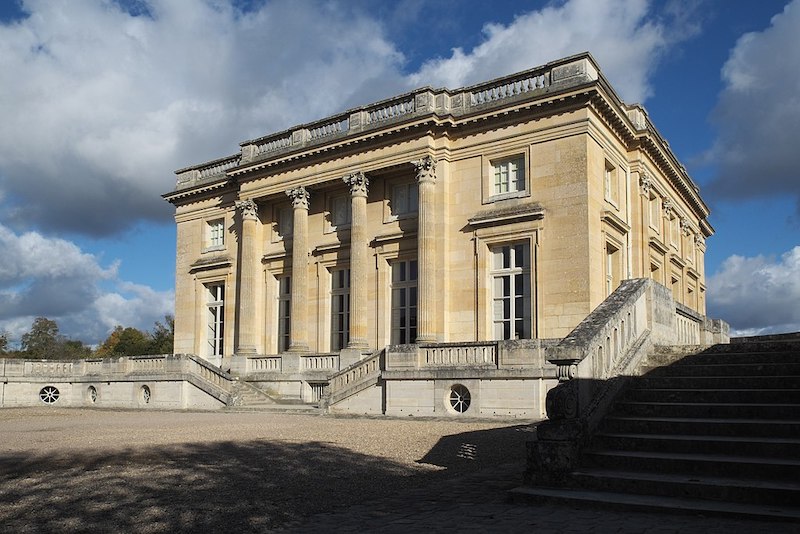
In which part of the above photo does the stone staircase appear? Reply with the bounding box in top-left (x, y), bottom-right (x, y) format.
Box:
top-left (227, 380), bottom-right (322, 414)
top-left (513, 335), bottom-right (800, 520)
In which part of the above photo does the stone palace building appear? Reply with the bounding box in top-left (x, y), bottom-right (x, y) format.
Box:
top-left (155, 52), bottom-right (716, 416)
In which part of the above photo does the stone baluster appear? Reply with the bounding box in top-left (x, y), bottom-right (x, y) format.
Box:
top-left (343, 172), bottom-right (369, 349)
top-left (234, 199), bottom-right (259, 354)
top-left (286, 186), bottom-right (311, 352)
top-left (413, 155), bottom-right (437, 343)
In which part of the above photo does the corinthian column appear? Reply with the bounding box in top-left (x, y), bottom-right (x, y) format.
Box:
top-left (343, 171), bottom-right (369, 349)
top-left (413, 155), bottom-right (437, 343)
top-left (286, 186), bottom-right (311, 352)
top-left (234, 199), bottom-right (259, 354)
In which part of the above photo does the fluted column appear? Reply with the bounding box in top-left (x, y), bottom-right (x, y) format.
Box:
top-left (343, 172), bottom-right (369, 349)
top-left (234, 199), bottom-right (259, 354)
top-left (286, 186), bottom-right (311, 352)
top-left (413, 155), bottom-right (437, 343)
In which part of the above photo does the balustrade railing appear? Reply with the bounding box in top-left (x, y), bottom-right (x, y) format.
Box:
top-left (676, 309), bottom-right (701, 345)
top-left (328, 350), bottom-right (382, 395)
top-left (256, 135), bottom-right (292, 155)
top-left (469, 73), bottom-right (549, 106)
top-left (308, 117), bottom-right (348, 140)
top-left (198, 155), bottom-right (240, 179)
top-left (366, 98), bottom-right (415, 124)
top-left (420, 343), bottom-right (497, 367)
top-left (247, 356), bottom-right (282, 373)
top-left (301, 355), bottom-right (339, 371)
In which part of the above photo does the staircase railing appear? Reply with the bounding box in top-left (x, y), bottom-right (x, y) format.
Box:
top-left (324, 349), bottom-right (384, 407)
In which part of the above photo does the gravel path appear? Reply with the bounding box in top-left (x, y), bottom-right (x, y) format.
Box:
top-left (0, 408), bottom-right (532, 532)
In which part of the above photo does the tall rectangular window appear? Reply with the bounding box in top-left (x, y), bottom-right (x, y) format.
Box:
top-left (604, 161), bottom-right (618, 204)
top-left (206, 284), bottom-right (225, 357)
top-left (277, 276), bottom-right (291, 352)
top-left (391, 182), bottom-right (418, 217)
top-left (493, 157), bottom-right (525, 195)
top-left (329, 194), bottom-right (351, 230)
top-left (207, 219), bottom-right (224, 248)
top-left (331, 268), bottom-right (350, 351)
top-left (391, 259), bottom-right (418, 344)
top-left (606, 243), bottom-right (620, 296)
top-left (491, 243), bottom-right (531, 340)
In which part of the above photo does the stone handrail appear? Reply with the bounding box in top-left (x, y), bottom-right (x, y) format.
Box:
top-left (176, 54), bottom-right (601, 188)
top-left (325, 349), bottom-right (383, 406)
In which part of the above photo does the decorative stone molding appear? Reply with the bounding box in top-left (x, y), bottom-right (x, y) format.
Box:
top-left (412, 155), bottom-right (437, 184)
top-left (663, 198), bottom-right (674, 217)
top-left (234, 199), bottom-right (258, 220)
top-left (639, 172), bottom-right (652, 195)
top-left (695, 234), bottom-right (705, 248)
top-left (343, 171), bottom-right (369, 198)
top-left (286, 186), bottom-right (310, 210)
top-left (556, 363), bottom-right (578, 382)
top-left (680, 217), bottom-right (691, 236)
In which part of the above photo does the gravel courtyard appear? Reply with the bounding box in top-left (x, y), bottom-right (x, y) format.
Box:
top-left (0, 408), bottom-right (533, 532)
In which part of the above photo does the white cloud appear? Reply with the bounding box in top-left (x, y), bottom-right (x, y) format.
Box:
top-left (408, 0), bottom-right (695, 104)
top-left (0, 0), bottom-right (405, 235)
top-left (0, 223), bottom-right (173, 344)
top-left (704, 0), bottom-right (800, 210)
top-left (708, 246), bottom-right (800, 335)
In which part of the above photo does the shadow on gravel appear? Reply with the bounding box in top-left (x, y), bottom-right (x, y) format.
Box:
top-left (417, 423), bottom-right (535, 474)
top-left (0, 422), bottom-right (534, 533)
top-left (0, 440), bottom-right (425, 532)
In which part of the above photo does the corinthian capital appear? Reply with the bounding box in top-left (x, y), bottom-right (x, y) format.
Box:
top-left (234, 199), bottom-right (259, 221)
top-left (286, 186), bottom-right (311, 210)
top-left (639, 172), bottom-right (652, 195)
top-left (343, 171), bottom-right (369, 197)
top-left (412, 155), bottom-right (437, 184)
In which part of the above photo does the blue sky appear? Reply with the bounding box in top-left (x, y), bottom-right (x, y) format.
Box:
top-left (0, 0), bottom-right (798, 344)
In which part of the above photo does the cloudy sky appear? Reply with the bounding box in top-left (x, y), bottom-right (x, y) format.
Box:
top-left (0, 0), bottom-right (798, 344)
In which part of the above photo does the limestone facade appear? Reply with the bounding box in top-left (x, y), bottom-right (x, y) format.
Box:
top-left (164, 53), bottom-right (713, 373)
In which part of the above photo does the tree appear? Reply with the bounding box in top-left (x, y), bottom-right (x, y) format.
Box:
top-left (0, 331), bottom-right (8, 355)
top-left (149, 314), bottom-right (174, 355)
top-left (21, 317), bottom-right (60, 359)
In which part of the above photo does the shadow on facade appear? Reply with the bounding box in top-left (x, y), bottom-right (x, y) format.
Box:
top-left (0, 422), bottom-right (532, 532)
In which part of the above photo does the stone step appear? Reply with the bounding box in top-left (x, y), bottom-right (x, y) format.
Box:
top-left (634, 374), bottom-right (800, 389)
top-left (623, 387), bottom-right (800, 404)
top-left (582, 449), bottom-right (800, 481)
top-left (643, 362), bottom-right (800, 377)
top-left (613, 401), bottom-right (800, 420)
top-left (508, 485), bottom-right (800, 521)
top-left (603, 415), bottom-right (800, 438)
top-left (224, 403), bottom-right (322, 414)
top-left (566, 468), bottom-right (800, 507)
top-left (591, 432), bottom-right (800, 459)
top-left (647, 350), bottom-right (799, 366)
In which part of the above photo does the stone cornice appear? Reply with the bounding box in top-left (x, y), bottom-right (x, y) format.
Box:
top-left (468, 203), bottom-right (545, 227)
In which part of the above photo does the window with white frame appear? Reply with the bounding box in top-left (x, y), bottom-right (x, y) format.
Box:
top-left (329, 194), bottom-right (351, 231)
top-left (206, 284), bottom-right (225, 357)
top-left (331, 268), bottom-right (350, 351)
top-left (207, 219), bottom-right (224, 249)
top-left (605, 242), bottom-right (620, 296)
top-left (391, 259), bottom-right (418, 344)
top-left (493, 156), bottom-right (525, 196)
top-left (491, 243), bottom-right (531, 340)
top-left (390, 182), bottom-right (418, 218)
top-left (277, 276), bottom-right (291, 352)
